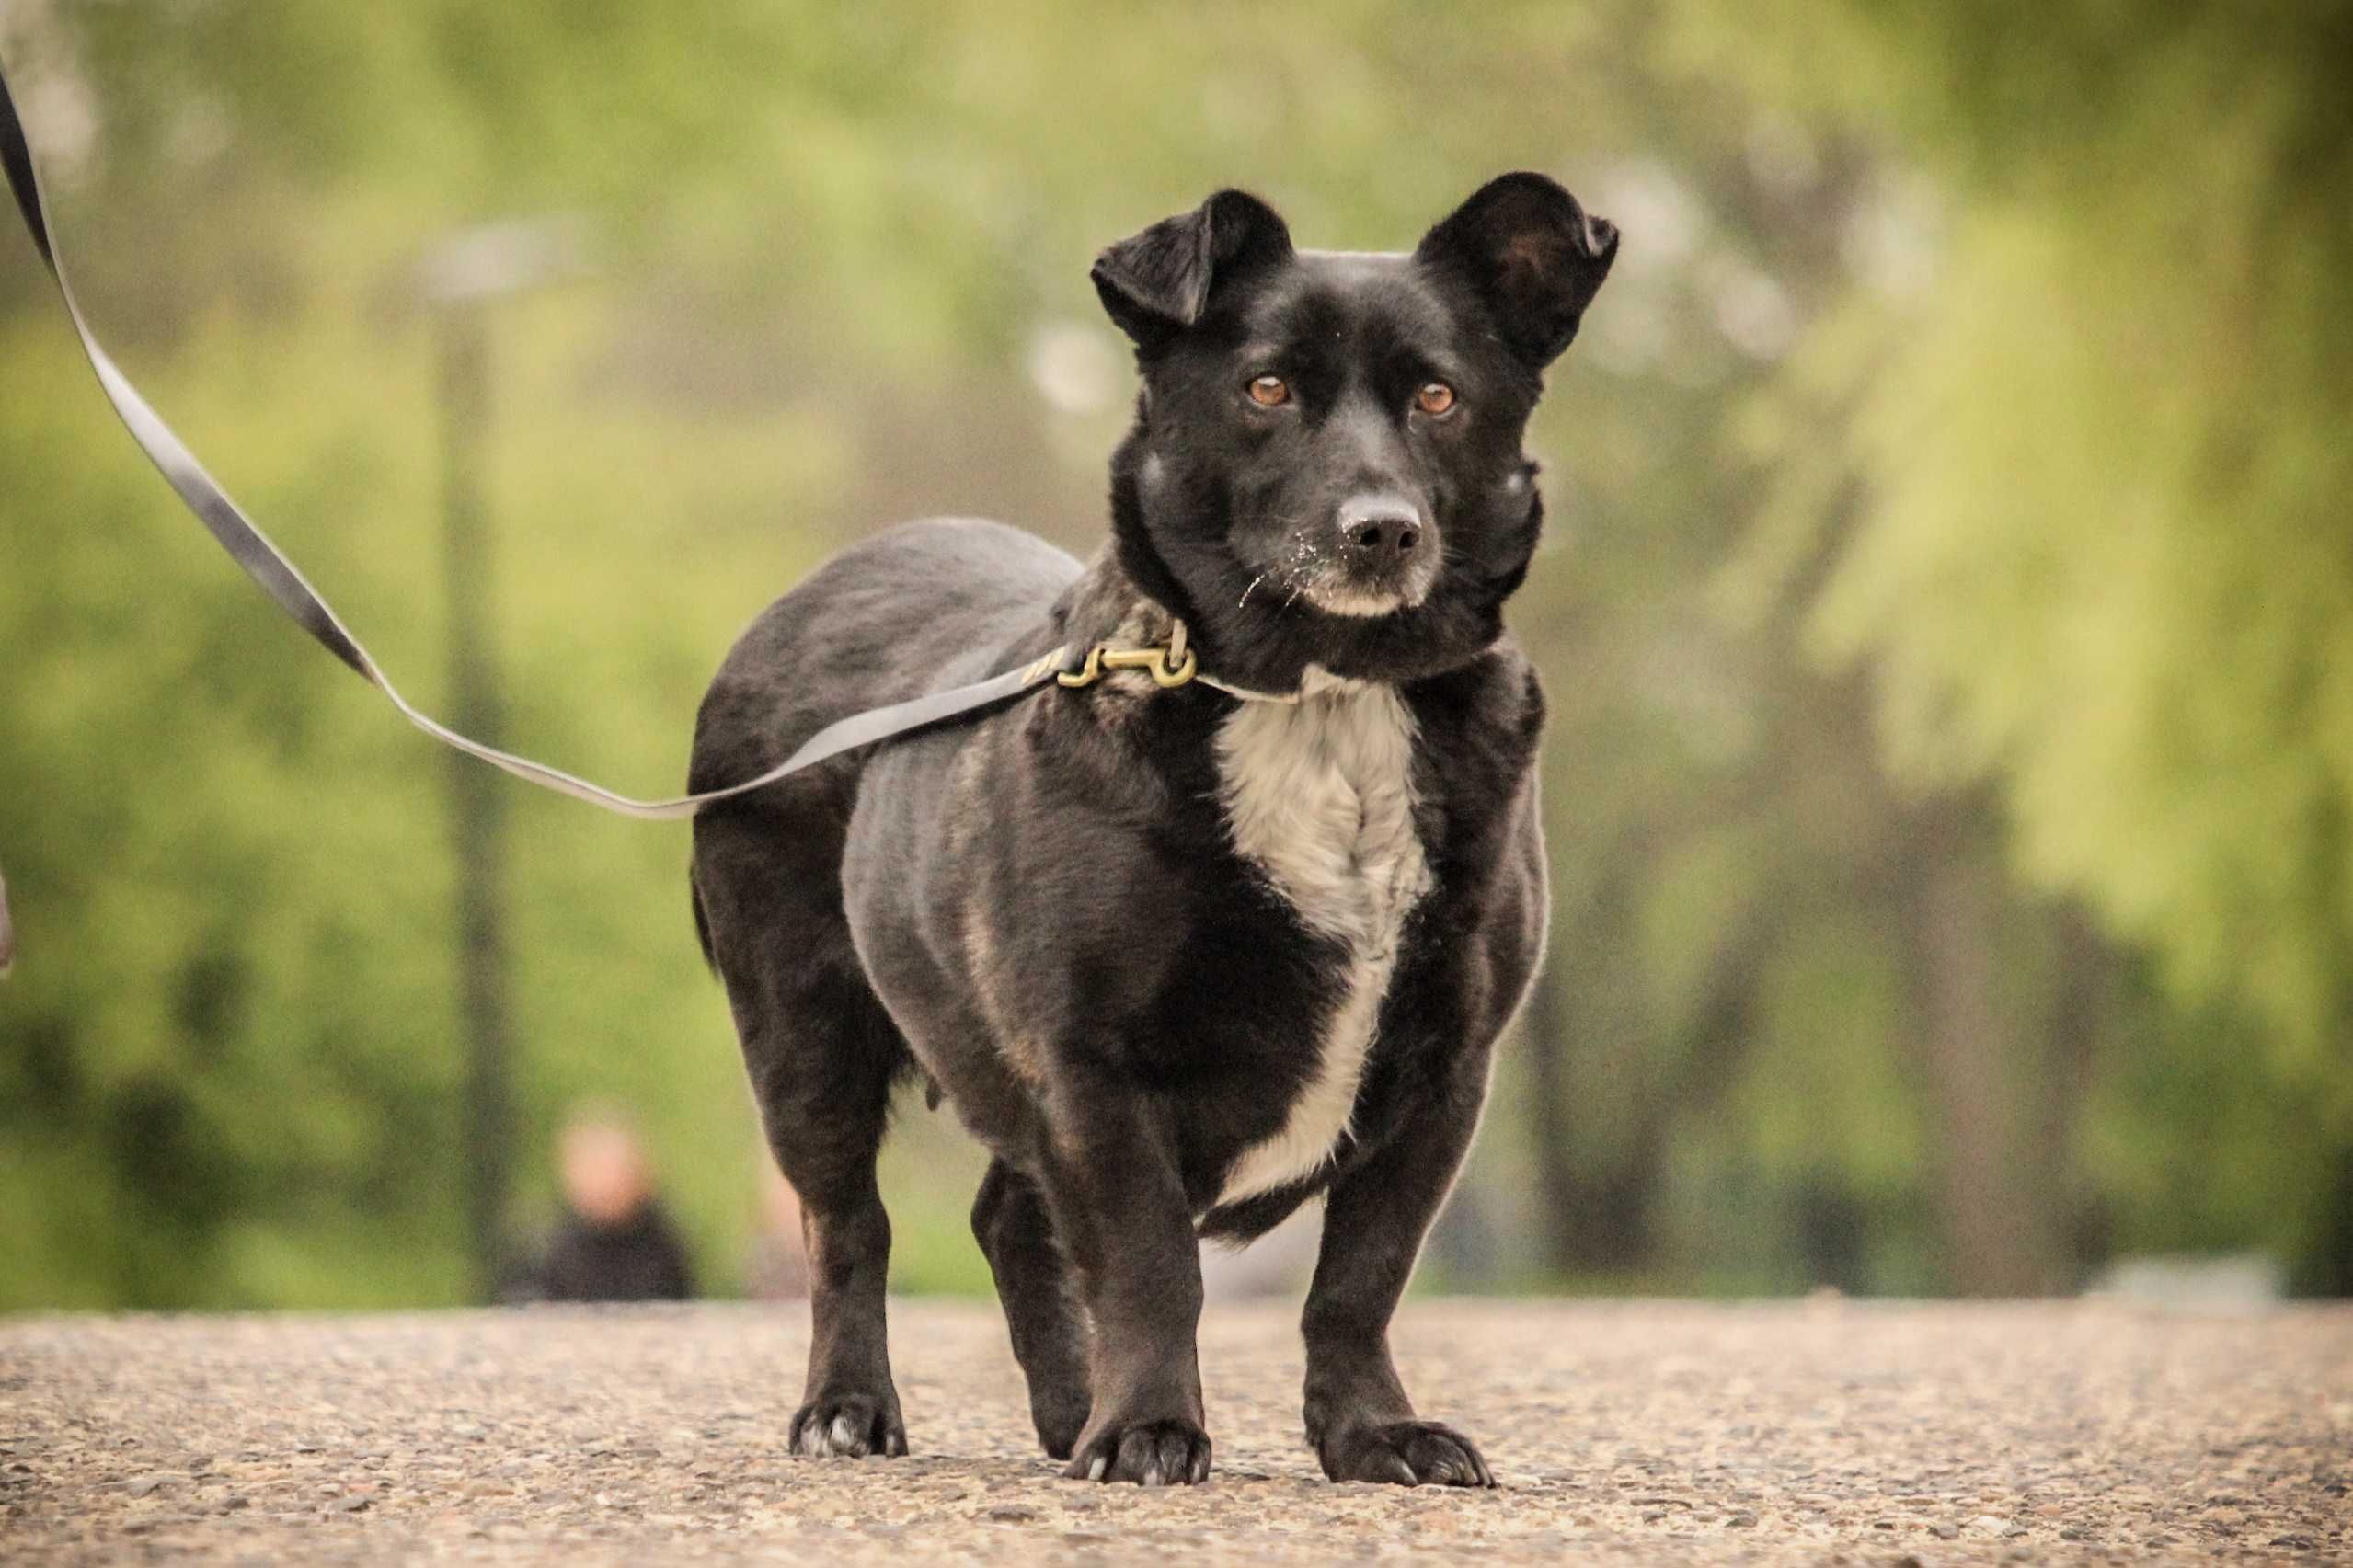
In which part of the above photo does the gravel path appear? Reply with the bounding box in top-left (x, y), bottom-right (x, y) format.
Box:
top-left (3, 1299), bottom-right (2347, 1562)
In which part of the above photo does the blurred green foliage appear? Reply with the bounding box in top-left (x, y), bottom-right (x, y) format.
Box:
top-left (1693, 0), bottom-right (2353, 1081)
top-left (2, 1), bottom-right (2347, 1308)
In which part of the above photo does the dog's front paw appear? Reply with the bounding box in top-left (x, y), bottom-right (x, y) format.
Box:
top-left (789, 1392), bottom-right (907, 1459)
top-left (1320, 1420), bottom-right (1495, 1487)
top-left (1062, 1415), bottom-right (1211, 1486)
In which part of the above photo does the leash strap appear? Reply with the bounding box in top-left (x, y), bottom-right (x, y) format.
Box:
top-left (0, 59), bottom-right (1079, 820)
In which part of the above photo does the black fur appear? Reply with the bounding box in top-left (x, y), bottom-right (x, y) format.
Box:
top-left (689, 174), bottom-right (1614, 1486)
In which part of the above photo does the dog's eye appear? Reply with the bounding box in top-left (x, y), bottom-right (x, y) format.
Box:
top-left (1245, 374), bottom-right (1291, 407)
top-left (1415, 383), bottom-right (1457, 417)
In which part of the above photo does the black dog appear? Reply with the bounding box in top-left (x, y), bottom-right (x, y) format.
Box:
top-left (688, 174), bottom-right (1615, 1487)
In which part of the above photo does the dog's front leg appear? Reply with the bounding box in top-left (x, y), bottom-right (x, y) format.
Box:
top-left (1035, 1087), bottom-right (1212, 1485)
top-left (1300, 1053), bottom-right (1498, 1487)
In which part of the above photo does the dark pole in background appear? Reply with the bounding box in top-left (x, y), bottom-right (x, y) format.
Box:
top-left (435, 301), bottom-right (516, 1301)
top-left (421, 219), bottom-right (589, 1301)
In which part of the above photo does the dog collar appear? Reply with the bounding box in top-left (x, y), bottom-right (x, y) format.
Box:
top-left (1052, 618), bottom-right (1302, 704)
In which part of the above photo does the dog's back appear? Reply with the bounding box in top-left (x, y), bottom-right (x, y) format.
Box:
top-left (685, 516), bottom-right (1074, 1102)
top-left (690, 516), bottom-right (1077, 813)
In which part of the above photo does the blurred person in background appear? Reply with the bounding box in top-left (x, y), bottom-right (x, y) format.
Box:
top-left (514, 1105), bottom-right (694, 1303)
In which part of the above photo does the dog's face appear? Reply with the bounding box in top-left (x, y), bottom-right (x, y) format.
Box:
top-left (1095, 175), bottom-right (1616, 687)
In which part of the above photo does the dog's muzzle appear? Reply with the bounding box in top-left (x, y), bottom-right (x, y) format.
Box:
top-left (1303, 492), bottom-right (1438, 617)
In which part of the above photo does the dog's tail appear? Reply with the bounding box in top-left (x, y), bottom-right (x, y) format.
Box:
top-left (689, 871), bottom-right (717, 975)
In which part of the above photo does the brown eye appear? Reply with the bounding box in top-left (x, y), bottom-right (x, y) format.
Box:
top-left (1415, 382), bottom-right (1457, 416)
top-left (1247, 374), bottom-right (1291, 407)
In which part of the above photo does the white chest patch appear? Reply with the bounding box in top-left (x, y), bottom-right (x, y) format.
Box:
top-left (1212, 670), bottom-right (1432, 1206)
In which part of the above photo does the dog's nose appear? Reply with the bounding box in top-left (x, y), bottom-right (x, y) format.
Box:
top-left (1340, 496), bottom-right (1424, 565)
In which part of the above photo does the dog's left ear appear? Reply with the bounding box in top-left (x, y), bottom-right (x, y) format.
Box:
top-left (1417, 173), bottom-right (1618, 370)
top-left (1093, 189), bottom-right (1294, 351)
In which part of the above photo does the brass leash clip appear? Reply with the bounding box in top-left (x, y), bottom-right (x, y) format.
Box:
top-left (1057, 618), bottom-right (1199, 691)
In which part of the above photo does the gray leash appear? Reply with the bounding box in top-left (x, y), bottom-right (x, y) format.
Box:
top-left (0, 57), bottom-right (1077, 823)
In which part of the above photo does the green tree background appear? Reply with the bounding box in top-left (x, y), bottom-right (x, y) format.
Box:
top-left (2, 0), bottom-right (2347, 1308)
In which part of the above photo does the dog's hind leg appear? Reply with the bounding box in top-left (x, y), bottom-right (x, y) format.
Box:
top-left (753, 970), bottom-right (909, 1459)
top-left (695, 814), bottom-right (911, 1461)
top-left (971, 1159), bottom-right (1091, 1458)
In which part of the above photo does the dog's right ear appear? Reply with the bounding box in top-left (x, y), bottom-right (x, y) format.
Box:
top-left (1093, 189), bottom-right (1293, 350)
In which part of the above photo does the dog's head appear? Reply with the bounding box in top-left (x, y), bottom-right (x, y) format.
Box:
top-left (1095, 174), bottom-right (1616, 689)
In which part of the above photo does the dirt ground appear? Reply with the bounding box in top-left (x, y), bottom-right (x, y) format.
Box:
top-left (3, 1298), bottom-right (2347, 1563)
